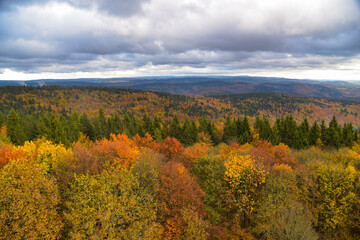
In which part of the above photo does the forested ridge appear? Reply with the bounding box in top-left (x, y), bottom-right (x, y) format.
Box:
top-left (1, 86), bottom-right (360, 127)
top-left (1, 86), bottom-right (360, 239)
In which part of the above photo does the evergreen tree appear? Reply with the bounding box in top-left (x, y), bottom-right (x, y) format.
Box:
top-left (64, 112), bottom-right (81, 146)
top-left (320, 119), bottom-right (327, 144)
top-left (326, 116), bottom-right (342, 149)
top-left (309, 121), bottom-right (321, 146)
top-left (142, 113), bottom-right (154, 136)
top-left (270, 123), bottom-right (281, 145)
top-left (181, 118), bottom-right (194, 146)
top-left (223, 116), bottom-right (237, 143)
top-left (281, 115), bottom-right (299, 148)
top-left (97, 108), bottom-right (108, 139)
top-left (108, 113), bottom-right (123, 135)
top-left (80, 113), bottom-right (95, 140)
top-left (208, 122), bottom-right (220, 145)
top-left (191, 120), bottom-right (198, 144)
top-left (199, 116), bottom-right (208, 133)
top-left (6, 108), bottom-right (26, 145)
top-left (262, 117), bottom-right (272, 141)
top-left (0, 112), bottom-right (5, 126)
top-left (239, 116), bottom-right (252, 144)
top-left (153, 115), bottom-right (162, 129)
top-left (169, 115), bottom-right (182, 140)
top-left (354, 130), bottom-right (359, 143)
top-left (298, 118), bottom-right (310, 149)
top-left (342, 122), bottom-right (354, 148)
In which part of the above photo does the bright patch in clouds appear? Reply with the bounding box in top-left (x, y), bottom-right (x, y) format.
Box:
top-left (0, 0), bottom-right (359, 80)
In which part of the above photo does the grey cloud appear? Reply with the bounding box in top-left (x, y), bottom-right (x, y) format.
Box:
top-left (0, 0), bottom-right (149, 17)
top-left (0, 0), bottom-right (359, 77)
top-left (67, 0), bottom-right (150, 17)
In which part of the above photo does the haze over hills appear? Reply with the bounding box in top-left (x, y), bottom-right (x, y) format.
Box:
top-left (2, 76), bottom-right (360, 101)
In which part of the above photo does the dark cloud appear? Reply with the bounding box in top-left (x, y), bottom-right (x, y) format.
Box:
top-left (0, 0), bottom-right (359, 79)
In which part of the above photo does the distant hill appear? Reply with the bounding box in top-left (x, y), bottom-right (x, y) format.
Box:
top-left (2, 76), bottom-right (360, 100)
top-left (1, 86), bottom-right (360, 128)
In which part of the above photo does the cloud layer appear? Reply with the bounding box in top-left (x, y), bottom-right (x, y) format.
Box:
top-left (0, 0), bottom-right (359, 80)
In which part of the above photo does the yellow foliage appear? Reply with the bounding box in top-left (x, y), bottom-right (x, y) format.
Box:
top-left (224, 154), bottom-right (266, 214)
top-left (18, 138), bottom-right (73, 174)
top-left (0, 158), bottom-right (63, 239)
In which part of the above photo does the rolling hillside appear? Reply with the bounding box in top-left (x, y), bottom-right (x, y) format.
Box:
top-left (1, 86), bottom-right (360, 128)
top-left (2, 76), bottom-right (360, 100)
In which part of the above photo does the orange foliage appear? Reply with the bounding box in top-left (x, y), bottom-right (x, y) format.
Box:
top-left (183, 143), bottom-right (209, 167)
top-left (159, 161), bottom-right (206, 238)
top-left (133, 133), bottom-right (160, 152)
top-left (159, 137), bottom-right (184, 160)
top-left (72, 142), bottom-right (103, 175)
top-left (91, 134), bottom-right (139, 169)
top-left (163, 215), bottom-right (184, 240)
top-left (250, 141), bottom-right (298, 169)
top-left (0, 144), bottom-right (25, 169)
top-left (274, 143), bottom-right (299, 168)
top-left (218, 142), bottom-right (252, 159)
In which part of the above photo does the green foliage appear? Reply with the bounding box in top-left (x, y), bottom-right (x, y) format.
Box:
top-left (192, 155), bottom-right (227, 224)
top-left (6, 108), bottom-right (26, 145)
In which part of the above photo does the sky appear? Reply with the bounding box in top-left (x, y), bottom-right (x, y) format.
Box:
top-left (0, 0), bottom-right (359, 81)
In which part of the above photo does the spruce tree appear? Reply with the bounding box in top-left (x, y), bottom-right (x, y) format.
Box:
top-left (170, 115), bottom-right (182, 140)
top-left (80, 113), bottom-right (95, 140)
top-left (223, 116), bottom-right (237, 143)
top-left (6, 108), bottom-right (26, 145)
top-left (309, 121), bottom-right (321, 146)
top-left (326, 116), bottom-right (342, 149)
top-left (342, 122), bottom-right (354, 148)
top-left (181, 118), bottom-right (193, 146)
top-left (298, 118), bottom-right (310, 149)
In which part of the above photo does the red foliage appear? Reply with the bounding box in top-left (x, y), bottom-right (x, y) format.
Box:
top-left (91, 134), bottom-right (138, 169)
top-left (159, 137), bottom-right (184, 160)
top-left (133, 133), bottom-right (160, 152)
top-left (72, 142), bottom-right (103, 175)
top-left (0, 145), bottom-right (25, 169)
top-left (163, 215), bottom-right (184, 240)
top-left (274, 143), bottom-right (299, 168)
top-left (250, 141), bottom-right (298, 169)
top-left (159, 161), bottom-right (206, 238)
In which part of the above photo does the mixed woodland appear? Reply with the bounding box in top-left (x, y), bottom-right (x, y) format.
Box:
top-left (1, 86), bottom-right (360, 240)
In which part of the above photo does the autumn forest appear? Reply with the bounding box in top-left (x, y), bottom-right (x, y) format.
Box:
top-left (1, 86), bottom-right (360, 240)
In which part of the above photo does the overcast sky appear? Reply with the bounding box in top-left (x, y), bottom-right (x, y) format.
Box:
top-left (0, 0), bottom-right (359, 80)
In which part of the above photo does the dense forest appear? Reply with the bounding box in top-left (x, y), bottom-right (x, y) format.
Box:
top-left (1, 86), bottom-right (360, 239)
top-left (1, 86), bottom-right (360, 127)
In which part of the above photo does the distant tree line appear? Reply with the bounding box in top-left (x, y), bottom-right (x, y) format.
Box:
top-left (2, 108), bottom-right (359, 149)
